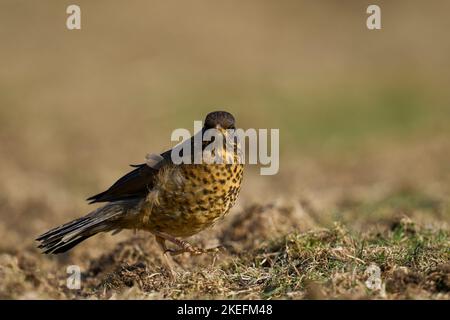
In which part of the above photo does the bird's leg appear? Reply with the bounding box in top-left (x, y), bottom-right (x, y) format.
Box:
top-left (163, 242), bottom-right (224, 256)
top-left (152, 230), bottom-right (220, 256)
top-left (168, 246), bottom-right (222, 256)
top-left (153, 230), bottom-right (202, 255)
top-left (155, 235), bottom-right (177, 280)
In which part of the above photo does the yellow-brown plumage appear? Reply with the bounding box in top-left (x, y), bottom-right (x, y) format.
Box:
top-left (36, 111), bottom-right (243, 277)
top-left (142, 163), bottom-right (243, 237)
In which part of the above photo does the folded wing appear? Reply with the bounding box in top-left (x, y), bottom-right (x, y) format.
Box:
top-left (87, 150), bottom-right (172, 204)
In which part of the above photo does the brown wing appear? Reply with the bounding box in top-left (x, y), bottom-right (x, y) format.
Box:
top-left (87, 150), bottom-right (172, 204)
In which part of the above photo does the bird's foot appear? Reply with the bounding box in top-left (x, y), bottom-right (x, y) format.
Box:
top-left (165, 244), bottom-right (223, 256)
top-left (152, 230), bottom-right (224, 257)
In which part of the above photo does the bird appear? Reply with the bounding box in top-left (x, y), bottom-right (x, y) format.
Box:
top-left (36, 111), bottom-right (244, 277)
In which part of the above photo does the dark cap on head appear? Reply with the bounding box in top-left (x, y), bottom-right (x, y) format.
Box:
top-left (204, 111), bottom-right (235, 129)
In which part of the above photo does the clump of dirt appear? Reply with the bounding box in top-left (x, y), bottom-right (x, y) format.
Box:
top-left (219, 201), bottom-right (316, 252)
top-left (427, 264), bottom-right (450, 293)
top-left (385, 266), bottom-right (423, 293)
top-left (84, 236), bottom-right (170, 296)
top-left (384, 264), bottom-right (450, 299)
top-left (87, 236), bottom-right (163, 277)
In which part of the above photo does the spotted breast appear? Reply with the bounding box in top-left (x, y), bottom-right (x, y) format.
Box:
top-left (141, 162), bottom-right (244, 237)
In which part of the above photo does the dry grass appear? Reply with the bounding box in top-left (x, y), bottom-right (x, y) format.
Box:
top-left (0, 210), bottom-right (448, 299)
top-left (1, 138), bottom-right (449, 299)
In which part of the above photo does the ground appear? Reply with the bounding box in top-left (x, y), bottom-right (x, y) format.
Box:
top-left (0, 138), bottom-right (449, 299)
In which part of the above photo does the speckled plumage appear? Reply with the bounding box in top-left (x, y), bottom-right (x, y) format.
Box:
top-left (142, 162), bottom-right (243, 237)
top-left (36, 111), bottom-right (244, 274)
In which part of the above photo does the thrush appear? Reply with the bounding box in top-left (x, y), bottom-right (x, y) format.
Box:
top-left (36, 111), bottom-right (244, 276)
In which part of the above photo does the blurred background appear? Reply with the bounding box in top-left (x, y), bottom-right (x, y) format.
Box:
top-left (0, 1), bottom-right (449, 254)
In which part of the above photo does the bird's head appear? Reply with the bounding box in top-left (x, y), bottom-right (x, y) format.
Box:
top-left (204, 111), bottom-right (235, 132)
top-left (201, 111), bottom-right (240, 163)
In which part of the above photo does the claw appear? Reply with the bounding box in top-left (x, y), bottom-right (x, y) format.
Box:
top-left (153, 230), bottom-right (224, 261)
top-left (165, 245), bottom-right (223, 256)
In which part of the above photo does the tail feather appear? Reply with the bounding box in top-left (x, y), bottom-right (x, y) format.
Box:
top-left (36, 200), bottom-right (140, 254)
top-left (43, 235), bottom-right (93, 254)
